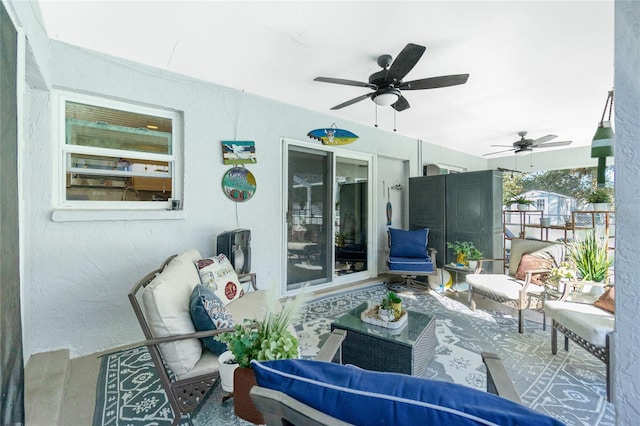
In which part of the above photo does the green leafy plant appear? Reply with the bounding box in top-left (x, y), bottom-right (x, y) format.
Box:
top-left (446, 241), bottom-right (476, 257)
top-left (567, 231), bottom-right (614, 283)
top-left (587, 188), bottom-right (612, 204)
top-left (215, 294), bottom-right (303, 368)
top-left (508, 196), bottom-right (534, 205)
top-left (468, 247), bottom-right (483, 261)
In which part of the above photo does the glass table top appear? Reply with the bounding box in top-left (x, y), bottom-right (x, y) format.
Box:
top-left (331, 302), bottom-right (434, 346)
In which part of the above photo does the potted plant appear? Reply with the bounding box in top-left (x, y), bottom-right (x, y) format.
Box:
top-left (216, 298), bottom-right (301, 424)
top-left (509, 196), bottom-right (534, 211)
top-left (566, 230), bottom-right (613, 285)
top-left (467, 247), bottom-right (483, 271)
top-left (587, 188), bottom-right (612, 211)
top-left (549, 261), bottom-right (577, 294)
top-left (447, 241), bottom-right (476, 266)
top-left (218, 350), bottom-right (239, 393)
top-left (379, 291), bottom-right (402, 321)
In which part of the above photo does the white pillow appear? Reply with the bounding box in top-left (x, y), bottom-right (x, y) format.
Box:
top-left (142, 249), bottom-right (203, 376)
top-left (195, 254), bottom-right (244, 305)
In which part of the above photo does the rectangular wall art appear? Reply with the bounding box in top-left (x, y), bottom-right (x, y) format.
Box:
top-left (222, 140), bottom-right (257, 165)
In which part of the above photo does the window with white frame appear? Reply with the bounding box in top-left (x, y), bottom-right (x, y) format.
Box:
top-left (57, 92), bottom-right (181, 209)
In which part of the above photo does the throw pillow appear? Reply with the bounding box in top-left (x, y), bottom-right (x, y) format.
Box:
top-left (389, 228), bottom-right (429, 258)
top-left (195, 254), bottom-right (244, 305)
top-left (190, 285), bottom-right (234, 355)
top-left (514, 254), bottom-right (553, 285)
top-left (594, 286), bottom-right (615, 313)
top-left (252, 359), bottom-right (563, 426)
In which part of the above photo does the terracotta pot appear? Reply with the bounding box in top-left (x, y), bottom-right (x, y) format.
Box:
top-left (233, 367), bottom-right (264, 424)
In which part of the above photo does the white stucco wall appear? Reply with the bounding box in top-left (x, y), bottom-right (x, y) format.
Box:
top-left (17, 35), bottom-right (484, 358)
top-left (613, 1), bottom-right (640, 423)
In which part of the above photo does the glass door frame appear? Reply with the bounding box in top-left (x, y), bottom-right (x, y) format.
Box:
top-left (282, 138), bottom-right (376, 296)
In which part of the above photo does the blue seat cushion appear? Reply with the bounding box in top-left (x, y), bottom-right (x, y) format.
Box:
top-left (252, 359), bottom-right (563, 426)
top-left (389, 228), bottom-right (428, 258)
top-left (388, 255), bottom-right (434, 272)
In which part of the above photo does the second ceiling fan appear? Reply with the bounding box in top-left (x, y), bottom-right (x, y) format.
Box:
top-left (314, 43), bottom-right (469, 112)
top-left (483, 131), bottom-right (573, 156)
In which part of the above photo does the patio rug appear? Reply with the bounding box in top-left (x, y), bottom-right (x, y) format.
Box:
top-left (94, 283), bottom-right (614, 425)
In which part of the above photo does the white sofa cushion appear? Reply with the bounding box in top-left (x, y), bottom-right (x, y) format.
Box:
top-left (142, 249), bottom-right (203, 376)
top-left (226, 290), bottom-right (271, 321)
top-left (545, 300), bottom-right (614, 347)
top-left (466, 273), bottom-right (545, 300)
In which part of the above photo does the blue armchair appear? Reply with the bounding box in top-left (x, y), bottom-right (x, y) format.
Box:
top-left (386, 228), bottom-right (437, 292)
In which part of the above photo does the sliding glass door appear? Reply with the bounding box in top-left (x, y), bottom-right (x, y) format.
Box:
top-left (286, 146), bottom-right (332, 289)
top-left (285, 141), bottom-right (372, 292)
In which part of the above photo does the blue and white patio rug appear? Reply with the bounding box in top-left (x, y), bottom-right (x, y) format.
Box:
top-left (94, 283), bottom-right (614, 425)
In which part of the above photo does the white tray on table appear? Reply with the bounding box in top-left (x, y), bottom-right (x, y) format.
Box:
top-left (360, 305), bottom-right (408, 329)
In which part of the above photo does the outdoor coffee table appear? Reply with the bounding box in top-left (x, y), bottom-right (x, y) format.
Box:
top-left (330, 302), bottom-right (436, 376)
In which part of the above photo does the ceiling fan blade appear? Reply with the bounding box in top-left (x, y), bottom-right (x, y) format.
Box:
top-left (530, 134), bottom-right (557, 146)
top-left (399, 74), bottom-right (470, 90)
top-left (535, 140), bottom-right (573, 148)
top-left (483, 148), bottom-right (515, 156)
top-left (314, 77), bottom-right (376, 89)
top-left (391, 95), bottom-right (410, 112)
top-left (490, 144), bottom-right (516, 148)
top-left (386, 43), bottom-right (426, 82)
top-left (330, 93), bottom-right (373, 110)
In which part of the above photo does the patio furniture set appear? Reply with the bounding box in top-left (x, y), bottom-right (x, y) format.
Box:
top-left (128, 228), bottom-right (613, 424)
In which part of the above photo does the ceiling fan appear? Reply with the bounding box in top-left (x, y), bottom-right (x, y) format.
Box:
top-left (483, 131), bottom-right (573, 156)
top-left (313, 43), bottom-right (469, 112)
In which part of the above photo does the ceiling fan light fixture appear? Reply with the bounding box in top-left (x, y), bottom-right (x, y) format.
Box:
top-left (515, 147), bottom-right (532, 156)
top-left (372, 88), bottom-right (400, 106)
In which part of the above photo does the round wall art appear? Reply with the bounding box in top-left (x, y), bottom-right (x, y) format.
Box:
top-left (222, 166), bottom-right (256, 202)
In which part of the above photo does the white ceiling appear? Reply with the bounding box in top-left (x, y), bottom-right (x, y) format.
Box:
top-left (37, 1), bottom-right (615, 157)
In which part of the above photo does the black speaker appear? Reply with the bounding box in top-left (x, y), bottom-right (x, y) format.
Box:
top-left (216, 229), bottom-right (251, 274)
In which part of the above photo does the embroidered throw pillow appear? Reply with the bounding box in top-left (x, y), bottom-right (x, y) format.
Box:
top-left (195, 254), bottom-right (243, 305)
top-left (190, 285), bottom-right (234, 355)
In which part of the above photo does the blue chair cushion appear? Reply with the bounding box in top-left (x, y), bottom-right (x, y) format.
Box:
top-left (389, 228), bottom-right (428, 258)
top-left (388, 255), bottom-right (434, 272)
top-left (252, 359), bottom-right (563, 426)
top-left (189, 285), bottom-right (234, 355)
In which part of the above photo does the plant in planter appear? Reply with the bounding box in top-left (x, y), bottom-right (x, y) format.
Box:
top-left (215, 295), bottom-right (302, 423)
top-left (587, 188), bottom-right (612, 210)
top-left (566, 230), bottom-right (613, 283)
top-left (467, 247), bottom-right (483, 270)
top-left (379, 291), bottom-right (402, 321)
top-left (549, 261), bottom-right (577, 293)
top-left (509, 196), bottom-right (534, 211)
top-left (447, 241), bottom-right (476, 266)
